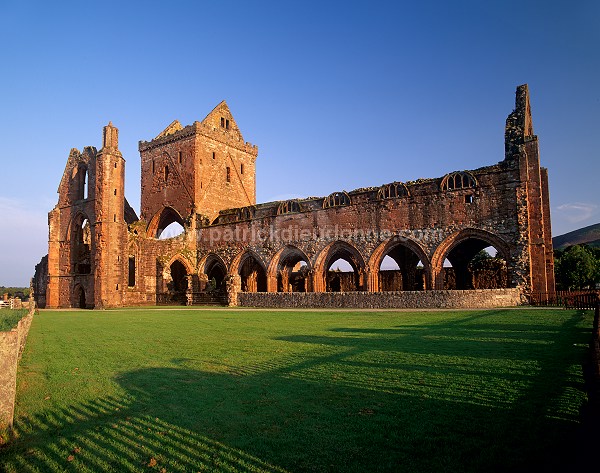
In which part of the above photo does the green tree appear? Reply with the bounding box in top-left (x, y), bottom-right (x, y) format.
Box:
top-left (555, 245), bottom-right (598, 290)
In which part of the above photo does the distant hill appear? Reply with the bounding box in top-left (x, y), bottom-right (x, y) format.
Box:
top-left (553, 223), bottom-right (600, 250)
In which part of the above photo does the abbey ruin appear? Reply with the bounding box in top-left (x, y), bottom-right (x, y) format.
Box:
top-left (33, 85), bottom-right (554, 308)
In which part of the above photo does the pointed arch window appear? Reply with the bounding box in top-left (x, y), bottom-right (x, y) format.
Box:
top-left (440, 171), bottom-right (477, 191)
top-left (377, 182), bottom-right (409, 200)
top-left (323, 191), bottom-right (351, 209)
top-left (277, 200), bottom-right (301, 215)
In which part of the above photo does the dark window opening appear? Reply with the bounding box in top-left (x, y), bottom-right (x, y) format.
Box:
top-left (152, 160), bottom-right (155, 173)
top-left (114, 189), bottom-right (117, 196)
top-left (128, 257), bottom-right (136, 287)
top-left (178, 151), bottom-right (182, 164)
top-left (225, 119), bottom-right (230, 130)
top-left (212, 152), bottom-right (216, 160)
top-left (116, 284), bottom-right (119, 290)
top-left (165, 165), bottom-right (169, 182)
top-left (113, 214), bottom-right (116, 222)
top-left (114, 162), bottom-right (117, 168)
top-left (240, 163), bottom-right (244, 174)
top-left (220, 117), bottom-right (225, 127)
top-left (226, 167), bottom-right (231, 183)
top-left (465, 194), bottom-right (474, 203)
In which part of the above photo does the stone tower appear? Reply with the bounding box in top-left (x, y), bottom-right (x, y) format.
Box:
top-left (45, 123), bottom-right (130, 308)
top-left (505, 84), bottom-right (555, 294)
top-left (93, 122), bottom-right (128, 308)
top-left (139, 101), bottom-right (258, 235)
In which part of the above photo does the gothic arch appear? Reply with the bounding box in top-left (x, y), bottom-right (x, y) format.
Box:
top-left (68, 212), bottom-right (92, 276)
top-left (231, 250), bottom-right (268, 292)
top-left (313, 241), bottom-right (366, 292)
top-left (323, 191), bottom-right (351, 209)
top-left (165, 254), bottom-right (195, 276)
top-left (440, 171), bottom-right (477, 191)
top-left (377, 182), bottom-right (409, 200)
top-left (199, 253), bottom-right (228, 291)
top-left (267, 245), bottom-right (312, 292)
top-left (368, 236), bottom-right (431, 291)
top-left (431, 228), bottom-right (511, 290)
top-left (72, 283), bottom-right (87, 309)
top-left (147, 206), bottom-right (185, 239)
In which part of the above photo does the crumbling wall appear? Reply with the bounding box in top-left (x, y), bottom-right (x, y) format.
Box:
top-left (39, 86), bottom-right (554, 308)
top-left (238, 289), bottom-right (522, 309)
top-left (0, 304), bottom-right (34, 431)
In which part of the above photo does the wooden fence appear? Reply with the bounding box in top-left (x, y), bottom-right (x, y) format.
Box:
top-left (526, 290), bottom-right (599, 309)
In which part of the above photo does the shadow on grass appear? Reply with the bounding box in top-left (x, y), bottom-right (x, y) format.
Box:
top-left (0, 311), bottom-right (592, 473)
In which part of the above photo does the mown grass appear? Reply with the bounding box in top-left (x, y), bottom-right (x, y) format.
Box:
top-left (0, 308), bottom-right (28, 332)
top-left (0, 308), bottom-right (593, 472)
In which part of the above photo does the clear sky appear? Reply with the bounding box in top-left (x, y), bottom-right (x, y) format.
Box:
top-left (0, 0), bottom-right (598, 286)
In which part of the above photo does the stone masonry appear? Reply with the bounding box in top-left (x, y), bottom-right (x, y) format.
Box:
top-left (34, 85), bottom-right (555, 308)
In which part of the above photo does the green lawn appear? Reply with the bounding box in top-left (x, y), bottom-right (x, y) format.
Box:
top-left (0, 308), bottom-right (28, 332)
top-left (0, 308), bottom-right (593, 472)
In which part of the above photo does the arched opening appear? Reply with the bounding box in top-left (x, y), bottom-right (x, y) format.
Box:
top-left (323, 245), bottom-right (364, 292)
top-left (170, 260), bottom-right (189, 294)
top-left (73, 285), bottom-right (86, 309)
top-left (239, 254), bottom-right (267, 292)
top-left (275, 247), bottom-right (310, 292)
top-left (71, 216), bottom-right (91, 275)
top-left (148, 207), bottom-right (185, 239)
top-left (205, 256), bottom-right (227, 293)
top-left (73, 165), bottom-right (88, 200)
top-left (159, 221), bottom-right (184, 239)
top-left (378, 244), bottom-right (425, 291)
top-left (442, 241), bottom-right (508, 290)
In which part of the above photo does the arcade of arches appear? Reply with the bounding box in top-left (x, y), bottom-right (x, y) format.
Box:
top-left (187, 232), bottom-right (512, 296)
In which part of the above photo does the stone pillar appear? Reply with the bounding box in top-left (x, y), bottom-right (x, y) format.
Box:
top-left (185, 275), bottom-right (193, 306)
top-left (366, 269), bottom-right (379, 292)
top-left (311, 269), bottom-right (325, 292)
top-left (226, 274), bottom-right (241, 307)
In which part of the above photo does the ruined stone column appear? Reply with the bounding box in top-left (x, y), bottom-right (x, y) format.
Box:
top-left (366, 268), bottom-right (379, 292)
top-left (226, 274), bottom-right (241, 307)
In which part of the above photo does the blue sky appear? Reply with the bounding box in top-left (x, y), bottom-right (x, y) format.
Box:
top-left (0, 0), bottom-right (598, 286)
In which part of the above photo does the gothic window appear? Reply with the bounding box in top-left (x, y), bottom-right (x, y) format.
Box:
top-left (237, 206), bottom-right (255, 221)
top-left (128, 256), bottom-right (136, 287)
top-left (377, 182), bottom-right (409, 200)
top-left (323, 191), bottom-right (351, 209)
top-left (226, 167), bottom-right (231, 183)
top-left (277, 200), bottom-right (301, 215)
top-left (440, 171), bottom-right (477, 191)
top-left (165, 165), bottom-right (169, 182)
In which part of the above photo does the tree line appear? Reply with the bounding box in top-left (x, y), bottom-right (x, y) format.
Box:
top-left (554, 245), bottom-right (600, 291)
top-left (0, 286), bottom-right (30, 298)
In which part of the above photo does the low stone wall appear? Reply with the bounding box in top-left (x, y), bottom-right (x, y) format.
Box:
top-left (0, 305), bottom-right (34, 431)
top-left (238, 288), bottom-right (522, 309)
